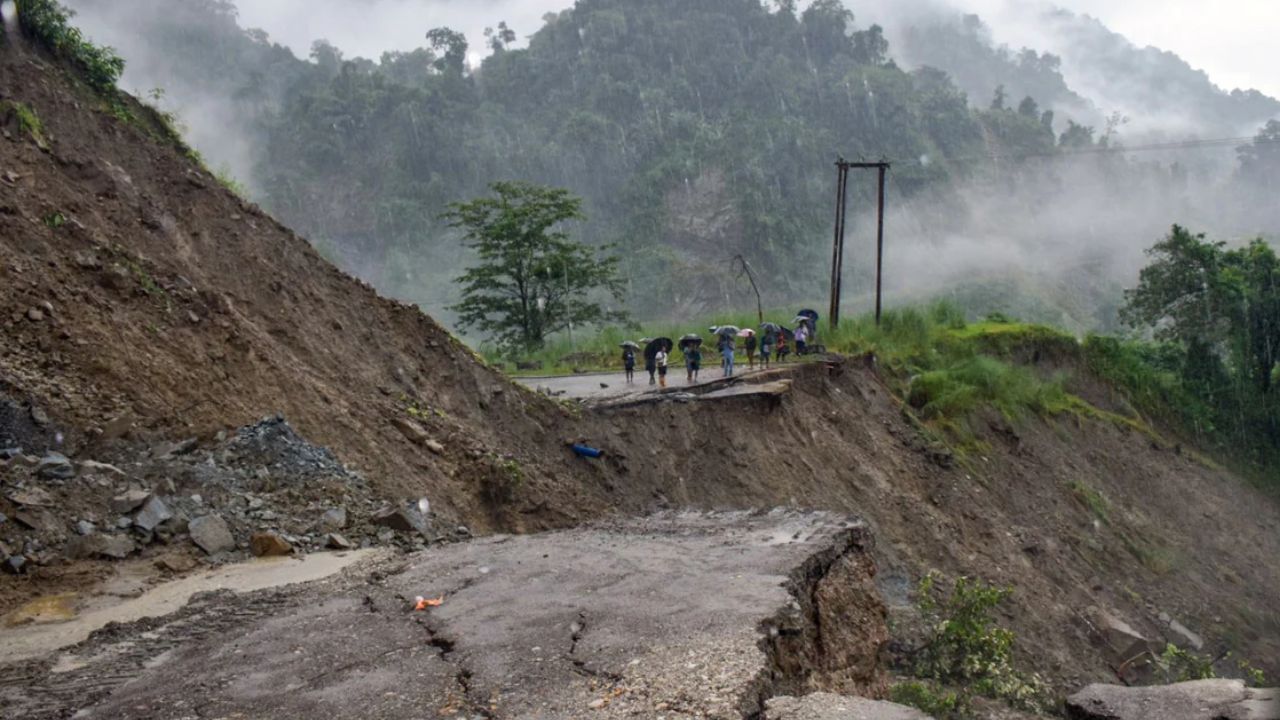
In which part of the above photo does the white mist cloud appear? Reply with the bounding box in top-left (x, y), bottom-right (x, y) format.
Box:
top-left (232, 0), bottom-right (564, 62)
top-left (231, 1), bottom-right (1278, 100)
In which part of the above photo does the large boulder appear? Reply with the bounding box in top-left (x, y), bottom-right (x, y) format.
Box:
top-left (110, 489), bottom-right (151, 514)
top-left (132, 495), bottom-right (173, 532)
top-left (36, 452), bottom-right (75, 480)
top-left (766, 693), bottom-right (933, 719)
top-left (249, 531), bottom-right (293, 557)
top-left (65, 533), bottom-right (136, 560)
top-left (1066, 679), bottom-right (1279, 720)
top-left (188, 514), bottom-right (236, 555)
top-left (371, 505), bottom-right (428, 537)
top-left (317, 507), bottom-right (347, 533)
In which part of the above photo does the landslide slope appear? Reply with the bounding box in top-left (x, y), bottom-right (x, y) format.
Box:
top-left (3, 23), bottom-right (1279, 703)
top-left (0, 33), bottom-right (592, 532)
top-left (567, 361), bottom-right (1280, 689)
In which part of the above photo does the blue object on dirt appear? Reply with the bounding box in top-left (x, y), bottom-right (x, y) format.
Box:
top-left (572, 444), bottom-right (603, 459)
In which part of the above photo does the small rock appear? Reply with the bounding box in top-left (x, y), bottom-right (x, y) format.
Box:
top-left (75, 520), bottom-right (96, 536)
top-left (26, 307), bottom-right (44, 322)
top-left (36, 453), bottom-right (75, 480)
top-left (189, 515), bottom-right (236, 555)
top-left (249, 532), bottom-right (293, 557)
top-left (318, 507), bottom-right (347, 533)
top-left (3, 555), bottom-right (27, 575)
top-left (132, 495), bottom-right (173, 532)
top-left (326, 533), bottom-right (353, 550)
top-left (0, 447), bottom-right (22, 460)
top-left (110, 489), bottom-right (151, 514)
top-left (161, 438), bottom-right (198, 457)
top-left (588, 698), bottom-right (607, 710)
top-left (74, 252), bottom-right (102, 269)
top-left (156, 555), bottom-right (198, 573)
top-left (425, 438), bottom-right (445, 455)
top-left (392, 417), bottom-right (429, 445)
top-left (6, 486), bottom-right (55, 507)
top-left (456, 525), bottom-right (471, 537)
top-left (14, 509), bottom-right (59, 532)
top-left (79, 460), bottom-right (126, 477)
top-left (115, 515), bottom-right (132, 529)
top-left (29, 405), bottom-right (50, 426)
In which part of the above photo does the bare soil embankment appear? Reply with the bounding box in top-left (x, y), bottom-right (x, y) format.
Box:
top-left (1, 28), bottom-right (1278, 712)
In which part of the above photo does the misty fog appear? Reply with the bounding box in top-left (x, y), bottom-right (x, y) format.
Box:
top-left (61, 0), bottom-right (1280, 334)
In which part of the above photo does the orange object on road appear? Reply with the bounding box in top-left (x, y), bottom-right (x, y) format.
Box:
top-left (414, 594), bottom-right (444, 611)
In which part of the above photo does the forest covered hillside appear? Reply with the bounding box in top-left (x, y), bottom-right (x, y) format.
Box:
top-left (65, 0), bottom-right (1280, 328)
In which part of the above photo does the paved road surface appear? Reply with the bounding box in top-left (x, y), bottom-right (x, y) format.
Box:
top-left (4, 512), bottom-right (887, 720)
top-left (516, 364), bottom-right (781, 400)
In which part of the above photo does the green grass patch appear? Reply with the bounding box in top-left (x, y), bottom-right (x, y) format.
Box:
top-left (1, 100), bottom-right (49, 149)
top-left (1070, 480), bottom-right (1110, 523)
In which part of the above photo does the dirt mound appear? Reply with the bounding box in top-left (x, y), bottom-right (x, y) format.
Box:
top-left (0, 36), bottom-right (594, 538)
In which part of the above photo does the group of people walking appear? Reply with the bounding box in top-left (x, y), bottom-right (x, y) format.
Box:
top-left (619, 315), bottom-right (818, 388)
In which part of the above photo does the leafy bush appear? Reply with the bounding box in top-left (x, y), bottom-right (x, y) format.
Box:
top-left (906, 573), bottom-right (1050, 715)
top-left (1158, 643), bottom-right (1268, 686)
top-left (18, 0), bottom-right (124, 96)
top-left (890, 680), bottom-right (963, 717)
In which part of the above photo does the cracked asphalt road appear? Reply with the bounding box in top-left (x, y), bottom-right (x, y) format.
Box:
top-left (3, 511), bottom-right (875, 720)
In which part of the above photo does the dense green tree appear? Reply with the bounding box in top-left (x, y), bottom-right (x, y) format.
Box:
top-left (445, 182), bottom-right (628, 352)
top-left (1122, 225), bottom-right (1280, 451)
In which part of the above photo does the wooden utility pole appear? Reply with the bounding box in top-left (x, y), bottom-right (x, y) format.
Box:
top-left (732, 254), bottom-right (765, 325)
top-left (829, 159), bottom-right (850, 328)
top-left (829, 159), bottom-right (891, 328)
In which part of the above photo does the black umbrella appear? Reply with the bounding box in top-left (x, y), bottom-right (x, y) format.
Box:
top-left (778, 326), bottom-right (795, 341)
top-left (714, 325), bottom-right (740, 337)
top-left (797, 309), bottom-right (820, 323)
top-left (644, 337), bottom-right (674, 360)
top-left (678, 334), bottom-right (702, 351)
top-left (620, 340), bottom-right (640, 349)
top-left (759, 321), bottom-right (781, 333)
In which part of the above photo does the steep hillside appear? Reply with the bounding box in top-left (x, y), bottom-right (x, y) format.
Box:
top-left (0, 27), bottom-right (598, 534)
top-left (2, 14), bottom-right (1279, 708)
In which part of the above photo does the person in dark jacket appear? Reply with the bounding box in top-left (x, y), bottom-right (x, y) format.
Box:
top-left (622, 347), bottom-right (636, 384)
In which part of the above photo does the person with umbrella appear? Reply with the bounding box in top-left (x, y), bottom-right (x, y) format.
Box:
top-left (645, 337), bottom-right (673, 388)
top-left (759, 322), bottom-right (779, 369)
top-left (739, 328), bottom-right (758, 369)
top-left (714, 325), bottom-right (740, 377)
top-left (679, 335), bottom-right (703, 384)
top-left (793, 316), bottom-right (810, 355)
top-left (641, 337), bottom-right (657, 385)
top-left (620, 341), bottom-right (639, 384)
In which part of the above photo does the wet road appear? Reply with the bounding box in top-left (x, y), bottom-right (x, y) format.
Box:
top-left (515, 364), bottom-right (778, 399)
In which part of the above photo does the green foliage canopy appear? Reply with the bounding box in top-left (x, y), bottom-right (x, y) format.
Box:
top-left (445, 182), bottom-right (628, 353)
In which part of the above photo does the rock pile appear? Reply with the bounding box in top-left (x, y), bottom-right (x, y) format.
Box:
top-left (0, 416), bottom-right (464, 575)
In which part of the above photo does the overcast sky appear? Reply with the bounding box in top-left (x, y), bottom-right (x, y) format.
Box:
top-left (233, 0), bottom-right (1280, 98)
